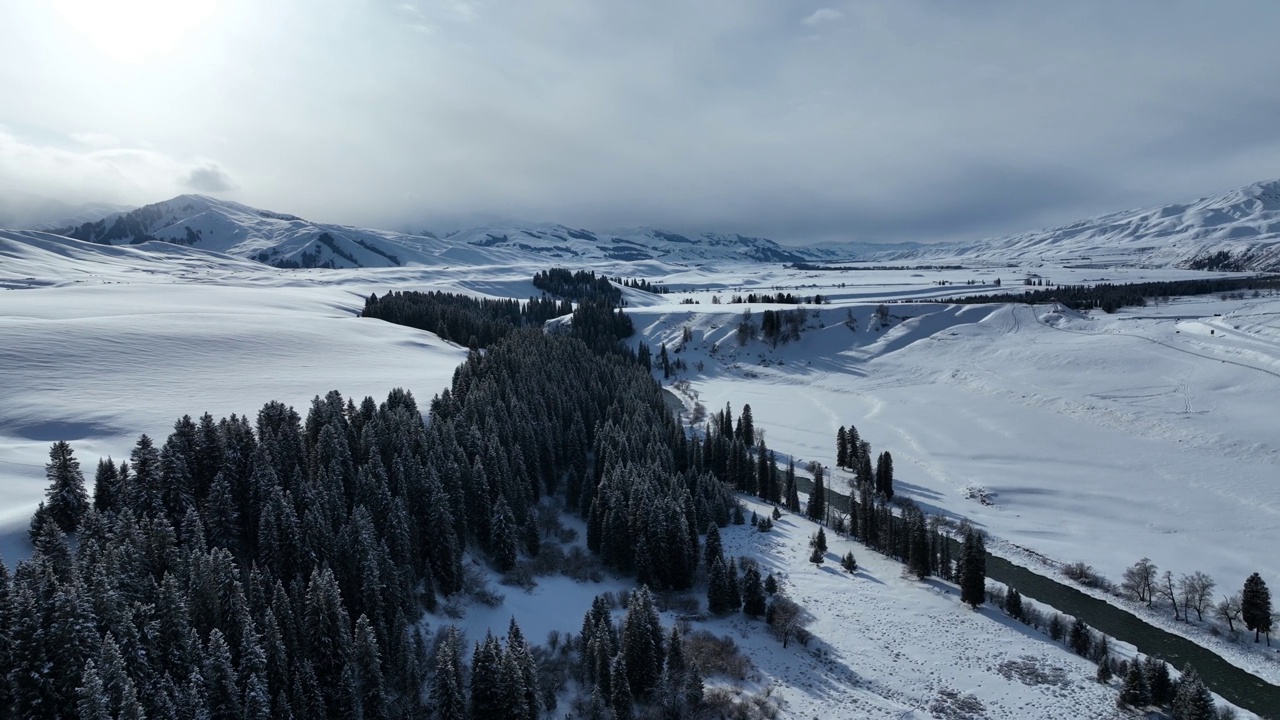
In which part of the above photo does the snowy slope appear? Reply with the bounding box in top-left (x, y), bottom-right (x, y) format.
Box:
top-left (0, 235), bottom-right (1272, 715)
top-left (50, 195), bottom-right (533, 269)
top-left (876, 179), bottom-right (1280, 270)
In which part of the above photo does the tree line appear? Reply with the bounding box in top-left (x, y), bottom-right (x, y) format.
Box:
top-left (531, 269), bottom-right (622, 306)
top-left (361, 291), bottom-right (571, 348)
top-left (941, 276), bottom-right (1280, 313)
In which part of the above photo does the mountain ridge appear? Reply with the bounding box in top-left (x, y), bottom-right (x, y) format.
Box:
top-left (20, 178), bottom-right (1280, 270)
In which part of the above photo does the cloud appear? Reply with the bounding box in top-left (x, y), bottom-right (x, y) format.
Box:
top-left (69, 131), bottom-right (121, 148)
top-left (0, 130), bottom-right (236, 205)
top-left (183, 161), bottom-right (238, 193)
top-left (5, 1), bottom-right (1280, 243)
top-left (801, 8), bottom-right (842, 26)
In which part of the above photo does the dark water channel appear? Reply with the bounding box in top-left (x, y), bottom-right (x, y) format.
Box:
top-left (789, 476), bottom-right (1280, 717)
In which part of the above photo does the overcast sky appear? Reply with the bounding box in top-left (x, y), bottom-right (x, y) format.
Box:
top-left (2, 0), bottom-right (1280, 243)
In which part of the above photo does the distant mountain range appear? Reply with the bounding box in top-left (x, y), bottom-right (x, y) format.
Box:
top-left (16, 179), bottom-right (1280, 270)
top-left (876, 179), bottom-right (1280, 271)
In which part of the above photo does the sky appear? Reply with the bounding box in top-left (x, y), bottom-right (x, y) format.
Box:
top-left (2, 0), bottom-right (1280, 244)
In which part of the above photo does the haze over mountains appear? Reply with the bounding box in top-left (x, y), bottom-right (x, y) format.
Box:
top-left (12, 179), bottom-right (1280, 271)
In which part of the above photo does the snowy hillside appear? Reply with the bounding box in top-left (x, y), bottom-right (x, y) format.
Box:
top-left (42, 195), bottom-right (841, 269)
top-left (1, 236), bottom-right (1274, 716)
top-left (31, 177), bottom-right (1280, 272)
top-left (876, 179), bottom-right (1280, 270)
top-left (49, 194), bottom-right (534, 269)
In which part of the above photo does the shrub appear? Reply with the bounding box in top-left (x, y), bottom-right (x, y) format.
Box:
top-left (686, 631), bottom-right (752, 681)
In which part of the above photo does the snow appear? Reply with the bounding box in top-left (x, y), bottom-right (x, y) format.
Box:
top-left (0, 230), bottom-right (1273, 716)
top-left (710, 496), bottom-right (1134, 719)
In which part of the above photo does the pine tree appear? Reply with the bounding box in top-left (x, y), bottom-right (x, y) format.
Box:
top-left (703, 523), bottom-right (722, 570)
top-left (1095, 657), bottom-right (1113, 684)
top-left (742, 564), bottom-right (767, 618)
top-left (958, 529), bottom-right (986, 609)
top-left (45, 441), bottom-right (90, 533)
top-left (836, 427), bottom-right (849, 468)
top-left (469, 634), bottom-right (502, 720)
top-left (1068, 617), bottom-right (1092, 657)
top-left (738, 404), bottom-right (754, 447)
top-left (1004, 588), bottom-right (1023, 621)
top-left (874, 451), bottom-right (894, 500)
top-left (610, 654), bottom-right (633, 720)
top-left (1171, 664), bottom-right (1216, 720)
top-left (809, 546), bottom-right (824, 565)
top-left (204, 629), bottom-right (242, 720)
top-left (1143, 655), bottom-right (1174, 707)
top-left (431, 627), bottom-right (468, 720)
top-left (1118, 660), bottom-right (1150, 708)
top-left (506, 618), bottom-right (539, 719)
top-left (621, 586), bottom-right (665, 698)
top-left (92, 458), bottom-right (119, 515)
top-left (489, 497), bottom-right (519, 572)
top-left (764, 573), bottom-right (778, 595)
top-left (1242, 572), bottom-right (1273, 645)
top-left (806, 465), bottom-right (825, 522)
top-left (707, 557), bottom-right (732, 615)
top-left (840, 551), bottom-right (857, 573)
top-left (77, 660), bottom-right (113, 720)
top-left (784, 460), bottom-right (800, 513)
top-left (353, 614), bottom-right (389, 720)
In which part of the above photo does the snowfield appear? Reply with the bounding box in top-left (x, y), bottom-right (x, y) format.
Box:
top-left (1, 230), bottom-right (1275, 716)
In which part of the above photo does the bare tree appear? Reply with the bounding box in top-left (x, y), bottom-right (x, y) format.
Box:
top-left (1155, 571), bottom-right (1181, 621)
top-left (766, 596), bottom-right (810, 649)
top-left (1178, 572), bottom-right (1216, 622)
top-left (1216, 593), bottom-right (1243, 632)
top-left (1121, 558), bottom-right (1159, 606)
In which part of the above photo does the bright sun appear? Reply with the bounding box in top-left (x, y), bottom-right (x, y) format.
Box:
top-left (52, 0), bottom-right (218, 64)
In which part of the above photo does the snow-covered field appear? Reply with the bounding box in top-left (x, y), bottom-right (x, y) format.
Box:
top-left (1, 232), bottom-right (1274, 716)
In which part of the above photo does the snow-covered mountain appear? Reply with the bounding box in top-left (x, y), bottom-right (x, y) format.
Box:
top-left (874, 179), bottom-right (1280, 270)
top-left (48, 195), bottom-right (842, 268)
top-left (34, 178), bottom-right (1280, 270)
top-left (50, 195), bottom-right (517, 269)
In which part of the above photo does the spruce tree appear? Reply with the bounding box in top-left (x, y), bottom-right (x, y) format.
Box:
top-left (958, 529), bottom-right (986, 609)
top-left (430, 627), bottom-right (468, 720)
top-left (738, 404), bottom-right (754, 447)
top-left (1068, 617), bottom-right (1092, 657)
top-left (1095, 657), bottom-right (1113, 684)
top-left (1118, 660), bottom-right (1150, 708)
top-left (92, 458), bottom-right (119, 515)
top-left (1004, 588), bottom-right (1023, 621)
top-left (621, 587), bottom-right (664, 698)
top-left (836, 427), bottom-right (848, 468)
top-left (875, 451), bottom-right (894, 500)
top-left (1171, 664), bottom-right (1216, 720)
top-left (505, 619), bottom-right (539, 720)
top-left (469, 634), bottom-right (502, 720)
top-left (707, 557), bottom-right (731, 615)
top-left (806, 465), bottom-right (826, 522)
top-left (610, 654), bottom-right (634, 720)
top-left (703, 524), bottom-right (723, 570)
top-left (1242, 572), bottom-right (1273, 644)
top-left (45, 441), bottom-right (90, 533)
top-left (742, 564), bottom-right (767, 618)
top-left (784, 460), bottom-right (800, 513)
top-left (1143, 656), bottom-right (1173, 707)
top-left (764, 573), bottom-right (778, 595)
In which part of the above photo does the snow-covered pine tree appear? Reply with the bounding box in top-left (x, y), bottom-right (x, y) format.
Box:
top-left (44, 441), bottom-right (89, 533)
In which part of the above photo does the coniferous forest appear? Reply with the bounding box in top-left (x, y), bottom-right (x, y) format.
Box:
top-left (0, 306), bottom-right (743, 719)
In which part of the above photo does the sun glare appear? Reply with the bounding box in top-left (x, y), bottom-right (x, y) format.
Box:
top-left (52, 0), bottom-right (218, 64)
